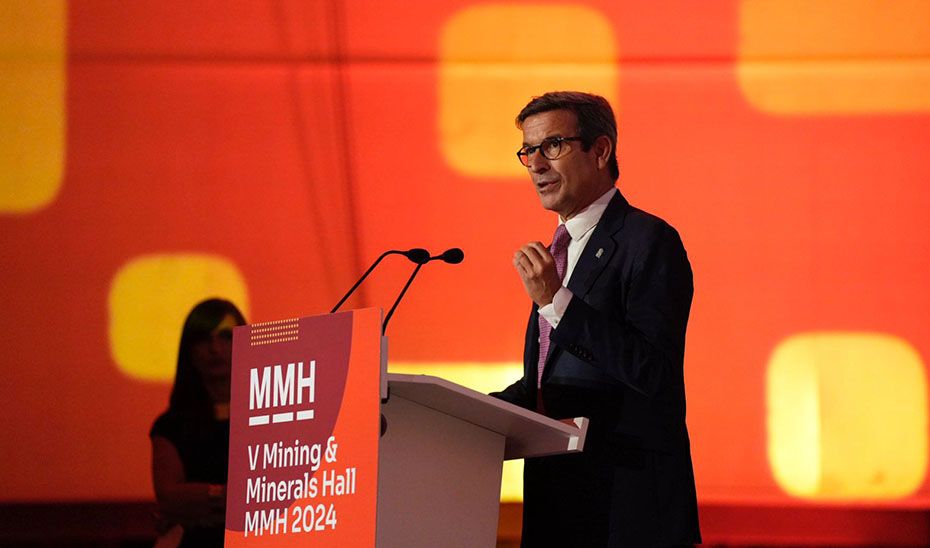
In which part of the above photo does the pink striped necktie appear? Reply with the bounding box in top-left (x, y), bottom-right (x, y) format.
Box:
top-left (537, 223), bottom-right (571, 390)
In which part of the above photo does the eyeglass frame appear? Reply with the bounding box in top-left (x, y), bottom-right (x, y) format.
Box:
top-left (516, 136), bottom-right (585, 166)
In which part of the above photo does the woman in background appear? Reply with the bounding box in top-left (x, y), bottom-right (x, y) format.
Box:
top-left (150, 298), bottom-right (246, 547)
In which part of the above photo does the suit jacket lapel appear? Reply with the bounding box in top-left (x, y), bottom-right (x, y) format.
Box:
top-left (566, 190), bottom-right (629, 299)
top-left (540, 191), bottom-right (629, 380)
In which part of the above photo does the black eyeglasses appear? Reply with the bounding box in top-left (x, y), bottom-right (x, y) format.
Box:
top-left (516, 136), bottom-right (584, 166)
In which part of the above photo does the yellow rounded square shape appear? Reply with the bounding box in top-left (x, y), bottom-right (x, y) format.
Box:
top-left (738, 0), bottom-right (930, 114)
top-left (439, 4), bottom-right (618, 178)
top-left (767, 332), bottom-right (928, 500)
top-left (0, 0), bottom-right (66, 213)
top-left (108, 254), bottom-right (250, 381)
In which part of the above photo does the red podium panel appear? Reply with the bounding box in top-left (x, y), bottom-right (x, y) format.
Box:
top-left (225, 308), bottom-right (382, 547)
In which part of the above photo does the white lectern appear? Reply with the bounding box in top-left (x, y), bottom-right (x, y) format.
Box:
top-left (377, 373), bottom-right (588, 548)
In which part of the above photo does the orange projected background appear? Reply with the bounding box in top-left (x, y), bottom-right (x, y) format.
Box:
top-left (2, 0), bottom-right (929, 544)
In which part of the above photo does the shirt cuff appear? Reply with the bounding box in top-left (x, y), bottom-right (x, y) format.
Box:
top-left (537, 287), bottom-right (573, 328)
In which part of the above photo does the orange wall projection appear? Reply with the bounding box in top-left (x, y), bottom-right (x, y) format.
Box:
top-left (1, 1), bottom-right (929, 525)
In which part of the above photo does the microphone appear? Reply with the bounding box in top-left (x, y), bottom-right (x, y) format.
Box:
top-left (382, 248), bottom-right (465, 334)
top-left (434, 248), bottom-right (464, 264)
top-left (330, 248), bottom-right (430, 313)
top-left (402, 248), bottom-right (431, 265)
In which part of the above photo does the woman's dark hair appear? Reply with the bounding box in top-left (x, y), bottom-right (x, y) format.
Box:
top-left (167, 298), bottom-right (246, 417)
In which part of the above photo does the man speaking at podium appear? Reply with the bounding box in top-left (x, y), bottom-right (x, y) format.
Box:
top-left (492, 92), bottom-right (701, 547)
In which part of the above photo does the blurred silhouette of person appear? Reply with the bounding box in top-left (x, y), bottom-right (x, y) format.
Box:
top-left (150, 298), bottom-right (246, 547)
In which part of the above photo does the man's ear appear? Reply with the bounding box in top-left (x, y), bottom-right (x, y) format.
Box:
top-left (593, 135), bottom-right (612, 171)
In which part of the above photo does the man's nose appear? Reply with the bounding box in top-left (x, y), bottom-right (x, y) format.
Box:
top-left (526, 149), bottom-right (549, 172)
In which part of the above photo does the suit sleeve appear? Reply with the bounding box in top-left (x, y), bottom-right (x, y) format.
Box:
top-left (551, 222), bottom-right (693, 397)
top-left (489, 378), bottom-right (531, 408)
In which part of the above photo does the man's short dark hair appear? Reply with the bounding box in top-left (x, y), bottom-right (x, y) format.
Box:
top-left (516, 91), bottom-right (619, 181)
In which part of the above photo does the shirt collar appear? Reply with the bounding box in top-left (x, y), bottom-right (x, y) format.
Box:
top-left (559, 187), bottom-right (617, 241)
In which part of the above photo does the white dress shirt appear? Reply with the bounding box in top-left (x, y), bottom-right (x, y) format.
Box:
top-left (538, 187), bottom-right (616, 329)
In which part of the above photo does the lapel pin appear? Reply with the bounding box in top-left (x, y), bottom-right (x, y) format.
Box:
top-left (595, 248), bottom-right (604, 259)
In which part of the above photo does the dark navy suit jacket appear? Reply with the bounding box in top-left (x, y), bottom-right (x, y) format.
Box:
top-left (493, 190), bottom-right (701, 547)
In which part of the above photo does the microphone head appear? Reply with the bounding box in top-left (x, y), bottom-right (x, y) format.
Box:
top-left (403, 248), bottom-right (431, 265)
top-left (439, 248), bottom-right (464, 264)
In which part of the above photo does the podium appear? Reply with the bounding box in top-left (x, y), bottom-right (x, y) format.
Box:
top-left (378, 373), bottom-right (588, 548)
top-left (225, 308), bottom-right (587, 547)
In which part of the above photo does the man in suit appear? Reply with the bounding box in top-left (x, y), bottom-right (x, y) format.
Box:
top-left (492, 91), bottom-right (701, 546)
